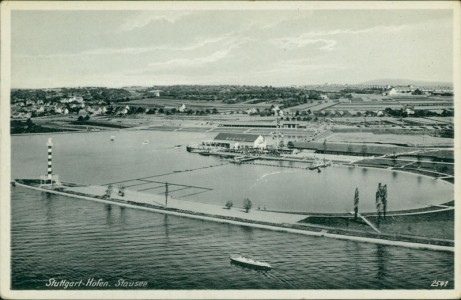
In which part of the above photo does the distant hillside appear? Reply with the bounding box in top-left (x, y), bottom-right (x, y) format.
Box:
top-left (359, 79), bottom-right (452, 87)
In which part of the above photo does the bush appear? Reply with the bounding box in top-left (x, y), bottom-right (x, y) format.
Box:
top-left (225, 201), bottom-right (233, 209)
top-left (243, 198), bottom-right (252, 213)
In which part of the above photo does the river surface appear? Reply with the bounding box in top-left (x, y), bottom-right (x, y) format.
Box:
top-left (10, 130), bottom-right (454, 289)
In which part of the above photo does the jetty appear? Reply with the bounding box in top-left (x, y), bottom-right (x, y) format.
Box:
top-left (13, 179), bottom-right (454, 253)
top-left (230, 156), bottom-right (259, 164)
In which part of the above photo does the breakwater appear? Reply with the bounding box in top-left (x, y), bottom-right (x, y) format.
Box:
top-left (13, 181), bottom-right (454, 252)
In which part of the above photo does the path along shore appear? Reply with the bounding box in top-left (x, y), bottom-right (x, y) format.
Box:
top-left (14, 181), bottom-right (454, 253)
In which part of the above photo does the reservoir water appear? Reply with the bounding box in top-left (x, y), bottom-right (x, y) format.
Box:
top-left (11, 130), bottom-right (453, 213)
top-left (11, 130), bottom-right (454, 289)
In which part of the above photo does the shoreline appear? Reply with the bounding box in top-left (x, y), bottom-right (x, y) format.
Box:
top-left (22, 123), bottom-right (451, 184)
top-left (200, 150), bottom-right (455, 185)
top-left (13, 181), bottom-right (454, 253)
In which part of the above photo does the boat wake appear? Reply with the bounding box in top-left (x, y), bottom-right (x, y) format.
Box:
top-left (258, 170), bottom-right (296, 181)
top-left (247, 170), bottom-right (297, 190)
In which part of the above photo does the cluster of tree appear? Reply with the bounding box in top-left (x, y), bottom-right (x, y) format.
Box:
top-left (11, 118), bottom-right (36, 131)
top-left (384, 107), bottom-right (453, 118)
top-left (411, 89), bottom-right (424, 95)
top-left (77, 115), bottom-right (91, 121)
top-left (140, 85), bottom-right (349, 105)
top-left (11, 89), bottom-right (47, 103)
top-left (412, 109), bottom-right (452, 117)
top-left (439, 128), bottom-right (454, 138)
top-left (10, 118), bottom-right (69, 134)
top-left (11, 87), bottom-right (132, 105)
top-left (224, 198), bottom-right (253, 213)
top-left (341, 87), bottom-right (386, 94)
top-left (384, 108), bottom-right (408, 118)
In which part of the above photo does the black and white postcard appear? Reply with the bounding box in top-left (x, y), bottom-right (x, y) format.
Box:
top-left (1, 1), bottom-right (460, 299)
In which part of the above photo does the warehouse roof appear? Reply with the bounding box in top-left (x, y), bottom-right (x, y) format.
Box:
top-left (214, 133), bottom-right (262, 143)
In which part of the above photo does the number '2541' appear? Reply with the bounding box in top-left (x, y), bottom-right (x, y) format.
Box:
top-left (431, 280), bottom-right (449, 287)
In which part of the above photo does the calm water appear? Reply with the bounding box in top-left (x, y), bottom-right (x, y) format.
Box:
top-left (11, 130), bottom-right (453, 213)
top-left (11, 187), bottom-right (454, 289)
top-left (11, 130), bottom-right (455, 289)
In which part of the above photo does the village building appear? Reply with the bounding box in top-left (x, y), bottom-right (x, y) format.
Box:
top-left (405, 107), bottom-right (415, 115)
top-left (202, 133), bottom-right (267, 150)
top-left (246, 107), bottom-right (258, 115)
top-left (271, 105), bottom-right (281, 116)
top-left (60, 96), bottom-right (84, 104)
top-left (148, 90), bottom-right (161, 97)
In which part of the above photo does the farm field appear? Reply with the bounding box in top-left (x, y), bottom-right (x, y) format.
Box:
top-left (120, 97), bottom-right (281, 112)
top-left (326, 132), bottom-right (454, 147)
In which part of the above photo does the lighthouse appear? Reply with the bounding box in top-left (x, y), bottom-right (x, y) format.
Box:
top-left (40, 137), bottom-right (60, 187)
top-left (47, 138), bottom-right (53, 181)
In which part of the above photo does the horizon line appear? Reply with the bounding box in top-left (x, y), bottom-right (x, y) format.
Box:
top-left (10, 80), bottom-right (455, 90)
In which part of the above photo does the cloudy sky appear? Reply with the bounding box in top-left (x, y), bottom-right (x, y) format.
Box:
top-left (12, 9), bottom-right (453, 88)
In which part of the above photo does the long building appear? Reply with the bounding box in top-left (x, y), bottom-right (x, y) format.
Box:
top-left (202, 133), bottom-right (267, 149)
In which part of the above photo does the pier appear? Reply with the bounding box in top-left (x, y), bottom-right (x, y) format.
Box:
top-left (14, 180), bottom-right (454, 252)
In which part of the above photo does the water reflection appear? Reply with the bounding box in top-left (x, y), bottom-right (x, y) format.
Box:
top-left (105, 204), bottom-right (113, 225)
top-left (42, 192), bottom-right (55, 224)
top-left (119, 206), bottom-right (126, 225)
top-left (240, 225), bottom-right (254, 240)
top-left (163, 214), bottom-right (170, 239)
top-left (352, 242), bottom-right (362, 274)
top-left (375, 244), bottom-right (388, 284)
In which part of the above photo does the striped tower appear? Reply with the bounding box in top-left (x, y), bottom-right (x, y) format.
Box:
top-left (47, 138), bottom-right (53, 181)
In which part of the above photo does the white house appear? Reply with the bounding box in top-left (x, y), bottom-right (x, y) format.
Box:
top-left (120, 105), bottom-right (130, 115)
top-left (387, 88), bottom-right (397, 96)
top-left (148, 90), bottom-right (161, 97)
top-left (61, 96), bottom-right (84, 104)
top-left (202, 133), bottom-right (267, 149)
top-left (179, 104), bottom-right (186, 112)
top-left (405, 107), bottom-right (415, 115)
top-left (246, 107), bottom-right (257, 115)
top-left (272, 105), bottom-right (281, 116)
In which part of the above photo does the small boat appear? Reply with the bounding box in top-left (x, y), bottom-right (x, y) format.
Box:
top-left (198, 150), bottom-right (211, 156)
top-left (142, 139), bottom-right (149, 145)
top-left (110, 136), bottom-right (115, 141)
top-left (308, 158), bottom-right (331, 170)
top-left (174, 145), bottom-right (182, 149)
top-left (230, 255), bottom-right (271, 270)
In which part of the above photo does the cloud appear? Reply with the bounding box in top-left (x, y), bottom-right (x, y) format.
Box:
top-left (13, 35), bottom-right (235, 59)
top-left (119, 11), bottom-right (191, 32)
top-left (272, 37), bottom-right (337, 51)
top-left (83, 36), bottom-right (232, 55)
top-left (270, 24), bottom-right (413, 51)
top-left (260, 12), bottom-right (315, 30)
top-left (148, 48), bottom-right (232, 69)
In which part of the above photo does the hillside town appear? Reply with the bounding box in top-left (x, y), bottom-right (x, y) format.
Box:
top-left (11, 84), bottom-right (454, 133)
